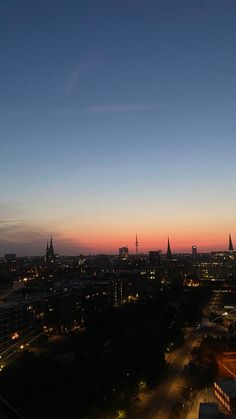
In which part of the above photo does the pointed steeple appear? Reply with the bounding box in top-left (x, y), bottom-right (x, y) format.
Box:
top-left (229, 234), bottom-right (234, 252)
top-left (45, 241), bottom-right (49, 264)
top-left (167, 237), bottom-right (172, 259)
top-left (45, 236), bottom-right (56, 267)
top-left (135, 233), bottom-right (139, 255)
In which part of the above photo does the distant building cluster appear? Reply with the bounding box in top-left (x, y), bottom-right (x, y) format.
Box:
top-left (0, 232), bottom-right (236, 381)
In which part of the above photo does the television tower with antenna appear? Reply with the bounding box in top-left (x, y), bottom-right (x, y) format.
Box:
top-left (135, 233), bottom-right (139, 256)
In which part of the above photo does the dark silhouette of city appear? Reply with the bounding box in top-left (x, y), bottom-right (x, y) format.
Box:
top-left (0, 236), bottom-right (236, 417)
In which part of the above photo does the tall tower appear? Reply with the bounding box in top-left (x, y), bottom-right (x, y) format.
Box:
top-left (46, 236), bottom-right (56, 265)
top-left (229, 234), bottom-right (234, 252)
top-left (135, 233), bottom-right (139, 256)
top-left (167, 237), bottom-right (172, 259)
top-left (49, 236), bottom-right (54, 255)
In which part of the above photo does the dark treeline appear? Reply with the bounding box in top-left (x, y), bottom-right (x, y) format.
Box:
top-left (0, 283), bottom-right (211, 419)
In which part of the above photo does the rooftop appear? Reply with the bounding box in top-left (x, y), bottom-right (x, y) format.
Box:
top-left (215, 379), bottom-right (236, 398)
top-left (198, 402), bottom-right (219, 418)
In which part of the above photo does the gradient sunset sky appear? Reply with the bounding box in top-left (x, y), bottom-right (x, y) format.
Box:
top-left (1, 0), bottom-right (236, 255)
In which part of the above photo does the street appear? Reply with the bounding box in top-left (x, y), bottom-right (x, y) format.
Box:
top-left (136, 329), bottom-right (199, 419)
top-left (135, 292), bottom-right (228, 418)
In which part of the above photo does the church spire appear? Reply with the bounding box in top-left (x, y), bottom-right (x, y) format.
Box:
top-left (135, 233), bottom-right (139, 256)
top-left (229, 233), bottom-right (234, 252)
top-left (167, 237), bottom-right (172, 259)
top-left (45, 236), bottom-right (56, 266)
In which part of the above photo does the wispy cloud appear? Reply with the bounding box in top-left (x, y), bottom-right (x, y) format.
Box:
top-left (0, 111), bottom-right (29, 118)
top-left (64, 53), bottom-right (99, 95)
top-left (0, 219), bottom-right (21, 225)
top-left (0, 203), bottom-right (24, 219)
top-left (53, 108), bottom-right (80, 116)
top-left (0, 204), bottom-right (90, 256)
top-left (86, 104), bottom-right (157, 113)
top-left (0, 223), bottom-right (90, 256)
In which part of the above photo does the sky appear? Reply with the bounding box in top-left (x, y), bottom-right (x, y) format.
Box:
top-left (1, 0), bottom-right (236, 255)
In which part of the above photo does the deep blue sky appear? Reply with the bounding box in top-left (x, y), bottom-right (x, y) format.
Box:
top-left (1, 0), bottom-right (236, 255)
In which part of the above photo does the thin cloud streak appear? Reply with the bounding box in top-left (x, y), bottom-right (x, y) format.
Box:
top-left (0, 219), bottom-right (21, 224)
top-left (64, 53), bottom-right (99, 95)
top-left (87, 104), bottom-right (157, 113)
top-left (53, 108), bottom-right (81, 116)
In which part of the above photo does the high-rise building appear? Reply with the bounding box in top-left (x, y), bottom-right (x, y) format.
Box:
top-left (149, 250), bottom-right (162, 266)
top-left (192, 245), bottom-right (197, 256)
top-left (119, 247), bottom-right (129, 259)
top-left (229, 234), bottom-right (234, 252)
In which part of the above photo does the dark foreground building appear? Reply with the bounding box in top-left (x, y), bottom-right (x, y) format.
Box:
top-left (214, 379), bottom-right (236, 415)
top-left (198, 403), bottom-right (219, 419)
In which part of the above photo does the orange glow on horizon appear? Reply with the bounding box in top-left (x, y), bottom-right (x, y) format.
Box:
top-left (66, 229), bottom-right (234, 254)
top-left (37, 215), bottom-right (236, 255)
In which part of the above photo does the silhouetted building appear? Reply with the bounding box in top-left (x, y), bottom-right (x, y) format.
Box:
top-left (229, 234), bottom-right (234, 252)
top-left (4, 254), bottom-right (16, 264)
top-left (214, 379), bottom-right (236, 414)
top-left (135, 233), bottom-right (139, 255)
top-left (192, 245), bottom-right (197, 256)
top-left (45, 237), bottom-right (56, 265)
top-left (167, 237), bottom-right (172, 259)
top-left (0, 301), bottom-right (35, 351)
top-left (119, 247), bottom-right (128, 259)
top-left (149, 250), bottom-right (162, 266)
top-left (198, 403), bottom-right (219, 419)
top-left (113, 279), bottom-right (125, 306)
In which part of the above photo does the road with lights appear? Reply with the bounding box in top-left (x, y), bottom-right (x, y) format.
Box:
top-left (137, 329), bottom-right (200, 419)
top-left (135, 292), bottom-right (229, 419)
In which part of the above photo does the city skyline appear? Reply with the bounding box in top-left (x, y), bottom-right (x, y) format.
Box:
top-left (1, 1), bottom-right (236, 255)
top-left (0, 232), bottom-right (235, 257)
